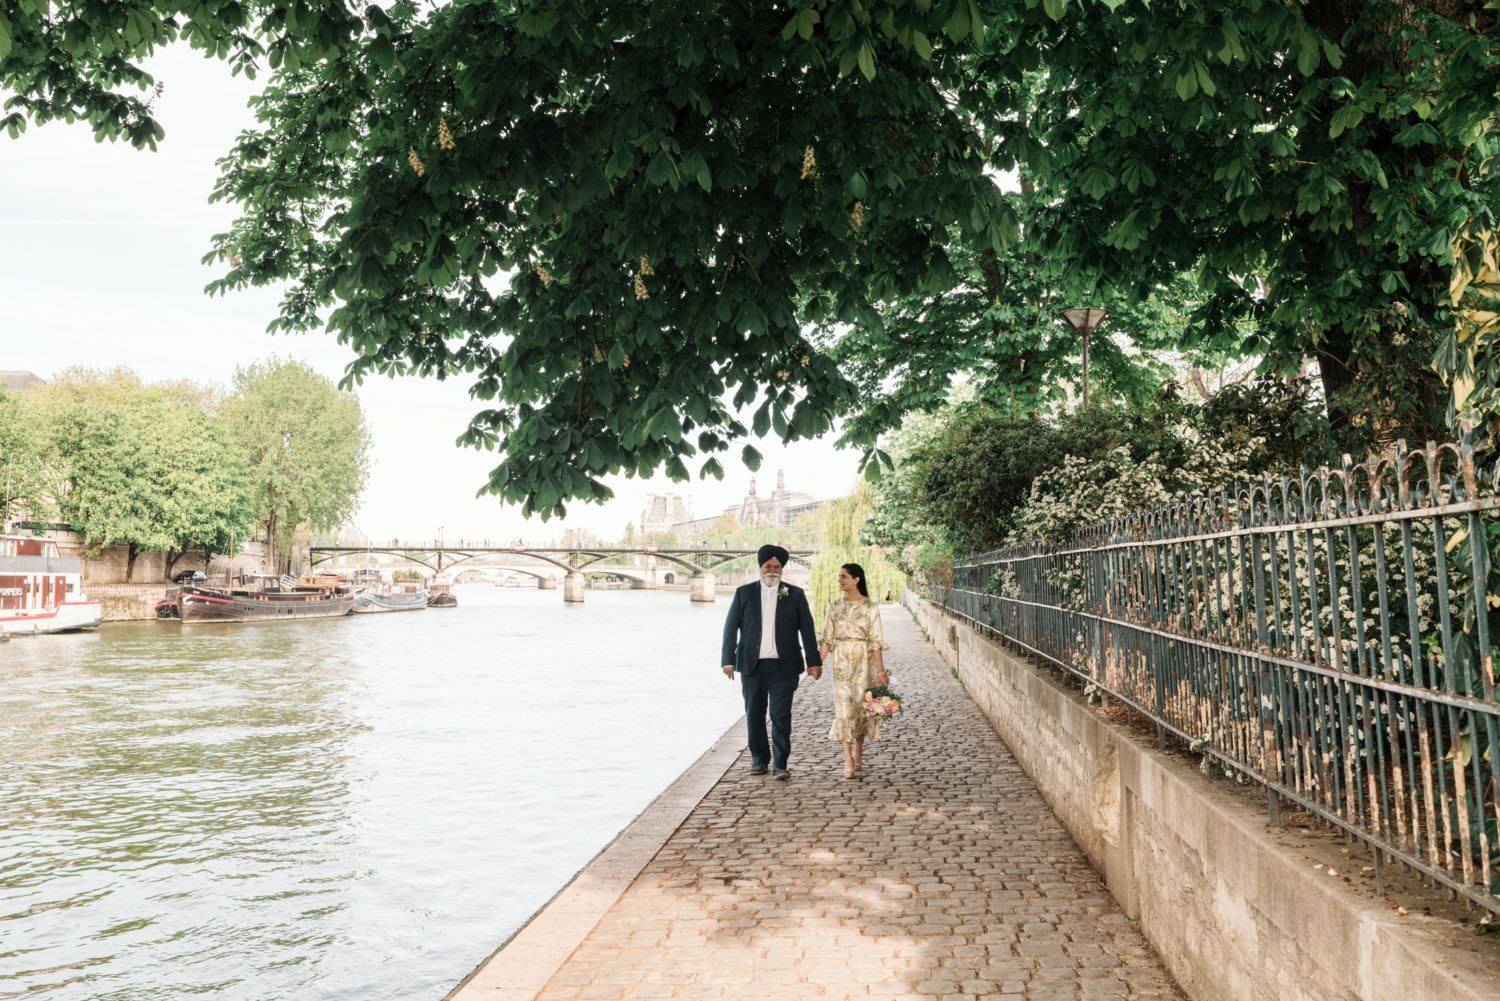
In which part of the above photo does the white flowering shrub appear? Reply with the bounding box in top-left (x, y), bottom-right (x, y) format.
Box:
top-left (1010, 434), bottom-right (1263, 544)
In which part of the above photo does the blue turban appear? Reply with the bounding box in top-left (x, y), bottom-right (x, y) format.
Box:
top-left (757, 544), bottom-right (789, 568)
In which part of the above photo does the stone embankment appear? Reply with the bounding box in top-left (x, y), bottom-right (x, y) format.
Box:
top-left (87, 583), bottom-right (169, 621)
top-left (910, 596), bottom-right (1500, 1001)
top-left (451, 608), bottom-right (1185, 1000)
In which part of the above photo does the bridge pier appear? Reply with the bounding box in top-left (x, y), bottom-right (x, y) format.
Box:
top-left (563, 572), bottom-right (586, 602)
top-left (689, 571), bottom-right (715, 603)
top-left (641, 556), bottom-right (660, 589)
top-left (538, 576), bottom-right (557, 589)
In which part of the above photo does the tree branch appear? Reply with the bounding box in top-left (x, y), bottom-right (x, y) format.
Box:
top-left (1411, 0), bottom-right (1495, 33)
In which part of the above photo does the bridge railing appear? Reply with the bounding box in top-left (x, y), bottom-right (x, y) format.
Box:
top-left (310, 541), bottom-right (809, 554)
top-left (936, 432), bottom-right (1500, 914)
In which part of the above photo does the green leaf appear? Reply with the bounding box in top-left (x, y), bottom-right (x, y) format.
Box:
top-left (1194, 60), bottom-right (1216, 98)
top-left (1329, 102), bottom-right (1364, 139)
top-left (0, 11), bottom-right (11, 62)
top-left (784, 6), bottom-right (819, 40)
top-left (1267, 130), bottom-right (1296, 157)
top-left (912, 30), bottom-right (933, 60)
top-left (678, 34), bottom-right (706, 67)
top-left (1040, 0), bottom-right (1065, 21)
top-left (736, 304), bottom-right (768, 337)
top-left (1434, 328), bottom-right (1460, 375)
top-left (1217, 25), bottom-right (1244, 64)
top-left (650, 408), bottom-right (683, 443)
top-left (742, 444), bottom-right (763, 472)
top-left (608, 342), bottom-right (625, 369)
top-left (607, 144), bottom-right (634, 178)
top-left (1424, 226), bottom-right (1451, 258)
top-left (367, 34), bottom-right (393, 69)
top-left (1295, 32), bottom-right (1319, 75)
top-left (801, 7), bottom-right (821, 39)
top-left (857, 41), bottom-right (876, 81)
top-left (1174, 66), bottom-right (1197, 101)
top-left (946, 1), bottom-right (971, 38)
top-left (645, 151), bottom-right (678, 188)
top-left (1077, 164), bottom-right (1117, 199)
top-left (1121, 159), bottom-right (1155, 192)
top-left (1395, 123), bottom-right (1441, 147)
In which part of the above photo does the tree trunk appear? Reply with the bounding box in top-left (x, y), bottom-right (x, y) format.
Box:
top-left (164, 547), bottom-right (184, 579)
top-left (1317, 336), bottom-right (1358, 435)
top-left (125, 543), bottom-right (138, 583)
top-left (264, 514), bottom-right (276, 574)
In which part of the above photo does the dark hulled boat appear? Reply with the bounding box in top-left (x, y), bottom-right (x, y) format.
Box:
top-left (178, 573), bottom-right (355, 622)
top-left (427, 577), bottom-right (458, 608)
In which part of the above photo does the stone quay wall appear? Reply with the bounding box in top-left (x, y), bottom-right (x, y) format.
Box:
top-left (87, 584), bottom-right (170, 621)
top-left (909, 594), bottom-right (1498, 1001)
top-left (39, 531), bottom-right (274, 587)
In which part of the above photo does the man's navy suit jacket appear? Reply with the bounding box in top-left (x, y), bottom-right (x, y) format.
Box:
top-left (721, 580), bottom-right (822, 676)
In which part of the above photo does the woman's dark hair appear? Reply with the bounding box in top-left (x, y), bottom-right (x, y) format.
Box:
top-left (841, 563), bottom-right (870, 598)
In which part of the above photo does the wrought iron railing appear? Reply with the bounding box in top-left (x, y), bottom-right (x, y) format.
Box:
top-left (937, 433), bottom-right (1500, 913)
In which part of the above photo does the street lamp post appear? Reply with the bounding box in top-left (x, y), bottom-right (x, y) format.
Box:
top-left (1058, 307), bottom-right (1110, 411)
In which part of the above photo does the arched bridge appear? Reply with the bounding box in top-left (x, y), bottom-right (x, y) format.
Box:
top-left (307, 542), bottom-right (817, 603)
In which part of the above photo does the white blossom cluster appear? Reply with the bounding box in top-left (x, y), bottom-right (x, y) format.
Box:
top-left (1012, 435), bottom-right (1263, 545)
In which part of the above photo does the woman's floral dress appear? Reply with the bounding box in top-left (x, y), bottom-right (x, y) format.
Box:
top-left (821, 598), bottom-right (890, 742)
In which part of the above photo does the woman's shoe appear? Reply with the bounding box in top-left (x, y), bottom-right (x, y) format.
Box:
top-left (843, 763), bottom-right (855, 779)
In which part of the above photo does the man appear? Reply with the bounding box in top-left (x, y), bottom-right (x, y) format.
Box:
top-left (721, 544), bottom-right (822, 780)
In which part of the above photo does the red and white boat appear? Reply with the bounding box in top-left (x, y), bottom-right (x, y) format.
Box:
top-left (0, 535), bottom-right (103, 635)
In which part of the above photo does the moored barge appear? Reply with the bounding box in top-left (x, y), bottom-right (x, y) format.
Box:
top-left (0, 535), bottom-right (103, 634)
top-left (427, 577), bottom-right (458, 607)
top-left (178, 572), bottom-right (355, 622)
top-left (350, 570), bottom-right (428, 613)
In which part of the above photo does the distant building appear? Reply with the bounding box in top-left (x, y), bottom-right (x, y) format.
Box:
top-left (671, 470), bottom-right (826, 538)
top-left (641, 492), bottom-right (694, 538)
top-left (0, 370), bottom-right (44, 393)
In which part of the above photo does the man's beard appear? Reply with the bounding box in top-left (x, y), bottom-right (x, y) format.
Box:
top-left (761, 573), bottom-right (782, 587)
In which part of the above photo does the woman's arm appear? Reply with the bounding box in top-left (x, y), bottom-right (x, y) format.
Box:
top-left (872, 648), bottom-right (887, 684)
top-left (817, 601), bottom-right (836, 663)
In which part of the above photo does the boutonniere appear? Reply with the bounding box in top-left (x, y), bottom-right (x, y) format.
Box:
top-left (777, 585), bottom-right (790, 600)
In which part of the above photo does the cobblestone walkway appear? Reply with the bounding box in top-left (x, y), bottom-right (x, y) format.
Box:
top-left (538, 607), bottom-right (1184, 1000)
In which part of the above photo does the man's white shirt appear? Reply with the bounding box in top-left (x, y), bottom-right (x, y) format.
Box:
top-left (758, 579), bottom-right (779, 659)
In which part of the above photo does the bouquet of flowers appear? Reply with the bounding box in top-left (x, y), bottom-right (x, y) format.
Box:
top-left (860, 684), bottom-right (903, 722)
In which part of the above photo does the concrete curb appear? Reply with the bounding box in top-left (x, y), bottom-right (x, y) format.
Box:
top-left (445, 716), bottom-right (746, 1001)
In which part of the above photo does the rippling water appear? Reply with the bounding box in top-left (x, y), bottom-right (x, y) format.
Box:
top-left (0, 585), bottom-right (742, 1000)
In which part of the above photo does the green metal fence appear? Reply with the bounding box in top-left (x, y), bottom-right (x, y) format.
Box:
top-left (937, 434), bottom-right (1500, 913)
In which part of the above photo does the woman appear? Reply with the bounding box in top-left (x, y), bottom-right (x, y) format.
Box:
top-left (818, 563), bottom-right (890, 779)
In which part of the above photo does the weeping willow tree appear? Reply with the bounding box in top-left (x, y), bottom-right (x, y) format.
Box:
top-left (809, 482), bottom-right (907, 617)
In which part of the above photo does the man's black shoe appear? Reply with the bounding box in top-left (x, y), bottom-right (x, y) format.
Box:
top-left (749, 763), bottom-right (769, 775)
top-left (772, 768), bottom-right (790, 781)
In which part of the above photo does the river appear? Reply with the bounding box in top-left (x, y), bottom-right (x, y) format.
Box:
top-left (0, 585), bottom-right (743, 1000)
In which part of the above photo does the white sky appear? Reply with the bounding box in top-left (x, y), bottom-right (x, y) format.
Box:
top-left (0, 47), bottom-right (861, 542)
